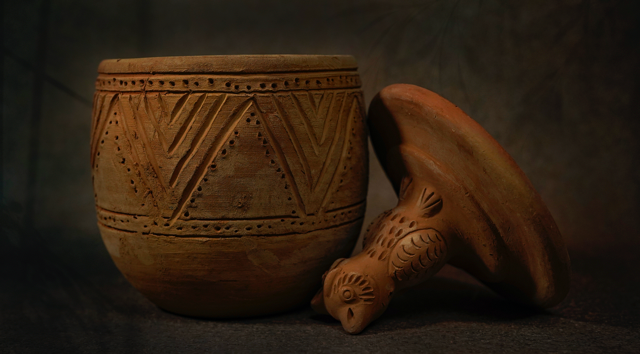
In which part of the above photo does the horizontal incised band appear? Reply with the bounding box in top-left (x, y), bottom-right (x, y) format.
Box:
top-left (95, 71), bottom-right (361, 93)
top-left (95, 201), bottom-right (366, 237)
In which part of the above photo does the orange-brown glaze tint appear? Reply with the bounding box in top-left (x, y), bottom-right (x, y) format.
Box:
top-left (313, 84), bottom-right (570, 334)
top-left (92, 55), bottom-right (368, 317)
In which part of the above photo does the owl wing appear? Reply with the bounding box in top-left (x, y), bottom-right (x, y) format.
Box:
top-left (388, 229), bottom-right (447, 282)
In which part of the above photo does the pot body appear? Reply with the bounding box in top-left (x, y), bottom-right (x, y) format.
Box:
top-left (91, 55), bottom-right (368, 317)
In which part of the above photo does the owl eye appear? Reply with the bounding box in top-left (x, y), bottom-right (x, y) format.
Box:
top-left (340, 286), bottom-right (358, 303)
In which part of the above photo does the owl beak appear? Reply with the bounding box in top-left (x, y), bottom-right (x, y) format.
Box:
top-left (339, 306), bottom-right (369, 334)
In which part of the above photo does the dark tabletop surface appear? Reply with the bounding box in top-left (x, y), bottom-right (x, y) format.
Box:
top-left (1, 206), bottom-right (638, 353)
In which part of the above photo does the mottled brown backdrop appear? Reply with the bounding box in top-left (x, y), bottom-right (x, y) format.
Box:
top-left (2, 0), bottom-right (639, 352)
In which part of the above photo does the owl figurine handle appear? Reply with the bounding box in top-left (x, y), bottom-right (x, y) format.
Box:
top-left (312, 176), bottom-right (452, 334)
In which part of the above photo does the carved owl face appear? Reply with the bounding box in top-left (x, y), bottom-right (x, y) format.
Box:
top-left (312, 257), bottom-right (392, 334)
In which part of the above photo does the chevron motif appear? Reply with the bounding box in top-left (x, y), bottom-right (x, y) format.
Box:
top-left (119, 92), bottom-right (227, 189)
top-left (291, 91), bottom-right (337, 155)
top-left (94, 91), bottom-right (363, 224)
top-left (267, 91), bottom-right (362, 215)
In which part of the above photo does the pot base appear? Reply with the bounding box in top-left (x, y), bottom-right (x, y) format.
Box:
top-left (99, 218), bottom-right (363, 317)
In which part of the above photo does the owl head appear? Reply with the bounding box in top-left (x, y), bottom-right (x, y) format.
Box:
top-left (311, 256), bottom-right (394, 334)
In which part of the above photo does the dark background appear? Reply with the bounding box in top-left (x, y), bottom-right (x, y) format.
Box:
top-left (1, 0), bottom-right (639, 352)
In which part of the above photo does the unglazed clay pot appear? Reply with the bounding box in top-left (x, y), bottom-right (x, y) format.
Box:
top-left (91, 55), bottom-right (368, 317)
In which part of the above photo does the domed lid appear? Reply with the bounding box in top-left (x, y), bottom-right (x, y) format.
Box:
top-left (368, 84), bottom-right (571, 307)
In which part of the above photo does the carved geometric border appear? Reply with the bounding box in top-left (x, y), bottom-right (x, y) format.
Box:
top-left (95, 200), bottom-right (365, 237)
top-left (92, 88), bottom-right (364, 227)
top-left (95, 71), bottom-right (361, 93)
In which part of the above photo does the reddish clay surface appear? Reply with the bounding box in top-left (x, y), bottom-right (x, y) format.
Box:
top-left (313, 84), bottom-right (570, 334)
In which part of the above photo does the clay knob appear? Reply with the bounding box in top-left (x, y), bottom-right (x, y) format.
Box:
top-left (312, 84), bottom-right (571, 334)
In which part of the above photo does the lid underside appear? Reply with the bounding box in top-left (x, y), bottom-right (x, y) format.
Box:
top-left (368, 84), bottom-right (571, 308)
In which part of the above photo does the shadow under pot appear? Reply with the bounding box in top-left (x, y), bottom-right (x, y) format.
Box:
top-left (91, 55), bottom-right (369, 317)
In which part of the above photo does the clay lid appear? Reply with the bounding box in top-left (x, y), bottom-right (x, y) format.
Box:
top-left (368, 84), bottom-right (571, 307)
top-left (98, 54), bottom-right (357, 74)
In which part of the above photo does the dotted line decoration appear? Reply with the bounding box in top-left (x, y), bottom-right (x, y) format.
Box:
top-left (95, 73), bottom-right (362, 93)
top-left (96, 201), bottom-right (365, 237)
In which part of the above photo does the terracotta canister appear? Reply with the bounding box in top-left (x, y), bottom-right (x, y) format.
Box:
top-left (91, 55), bottom-right (368, 317)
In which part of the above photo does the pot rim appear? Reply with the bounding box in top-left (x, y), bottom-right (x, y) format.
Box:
top-left (98, 55), bottom-right (357, 75)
